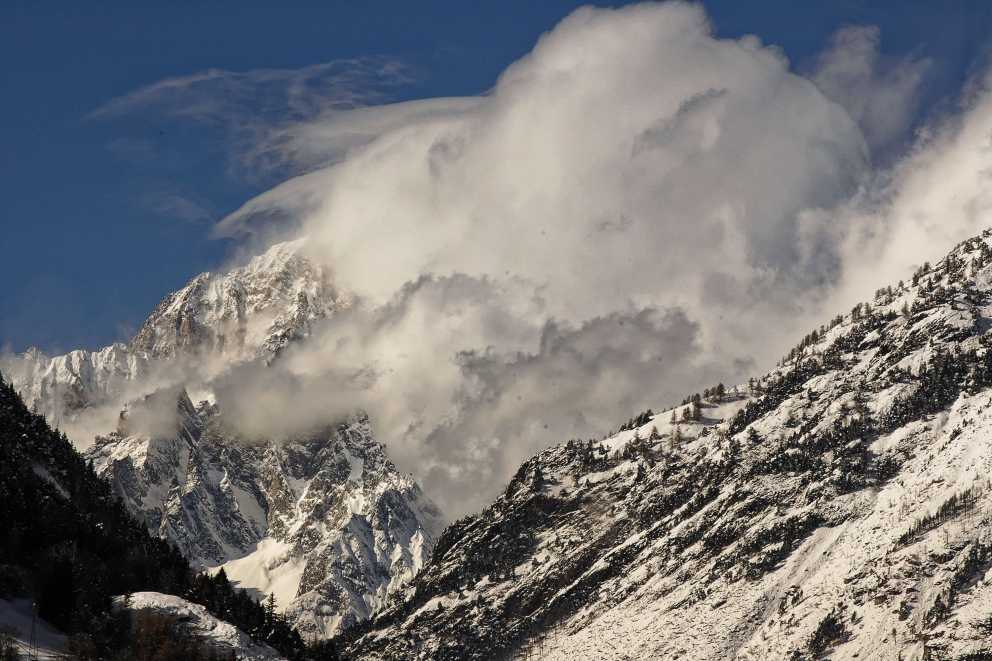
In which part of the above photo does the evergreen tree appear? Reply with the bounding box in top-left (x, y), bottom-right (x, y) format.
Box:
top-left (265, 593), bottom-right (277, 624)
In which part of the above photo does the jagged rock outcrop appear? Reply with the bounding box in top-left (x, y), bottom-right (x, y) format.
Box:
top-left (343, 230), bottom-right (992, 660)
top-left (87, 390), bottom-right (444, 639)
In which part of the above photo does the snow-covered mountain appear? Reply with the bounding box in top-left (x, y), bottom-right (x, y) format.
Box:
top-left (0, 372), bottom-right (338, 658)
top-left (3, 239), bottom-right (442, 639)
top-left (87, 388), bottom-right (444, 639)
top-left (129, 239), bottom-right (342, 361)
top-left (342, 230), bottom-right (992, 660)
top-left (5, 239), bottom-right (344, 423)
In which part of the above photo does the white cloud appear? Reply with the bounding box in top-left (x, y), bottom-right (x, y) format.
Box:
top-left (57, 3), bottom-right (992, 517)
top-left (209, 2), bottom-right (877, 515)
top-left (144, 192), bottom-right (214, 224)
top-left (89, 56), bottom-right (415, 177)
top-left (810, 25), bottom-right (931, 157)
top-left (823, 68), bottom-right (992, 316)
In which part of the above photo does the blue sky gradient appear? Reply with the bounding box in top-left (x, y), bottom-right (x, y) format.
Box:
top-left (1, 0), bottom-right (990, 353)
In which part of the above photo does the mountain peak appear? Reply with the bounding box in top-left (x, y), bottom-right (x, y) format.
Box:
top-left (5, 239), bottom-right (345, 423)
top-left (4, 237), bottom-right (442, 640)
top-left (129, 238), bottom-right (343, 361)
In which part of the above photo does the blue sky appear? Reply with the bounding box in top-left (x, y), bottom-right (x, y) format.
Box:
top-left (1, 1), bottom-right (990, 354)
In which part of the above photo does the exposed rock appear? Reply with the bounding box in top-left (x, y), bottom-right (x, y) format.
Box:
top-left (89, 394), bottom-right (444, 639)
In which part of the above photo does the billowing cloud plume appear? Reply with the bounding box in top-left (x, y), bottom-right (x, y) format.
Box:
top-left (52, 3), bottom-right (992, 517)
top-left (204, 3), bottom-right (879, 515)
top-left (207, 275), bottom-right (738, 512)
top-left (822, 67), bottom-right (992, 316)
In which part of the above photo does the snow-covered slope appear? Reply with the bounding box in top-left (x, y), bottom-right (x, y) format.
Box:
top-left (5, 239), bottom-right (343, 422)
top-left (0, 598), bottom-right (67, 659)
top-left (343, 230), bottom-right (992, 660)
top-left (4, 343), bottom-right (151, 425)
top-left (119, 592), bottom-right (285, 660)
top-left (87, 391), bottom-right (444, 639)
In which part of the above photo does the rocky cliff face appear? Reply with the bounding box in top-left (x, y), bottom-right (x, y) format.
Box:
top-left (87, 390), bottom-right (444, 639)
top-left (128, 239), bottom-right (341, 361)
top-left (5, 239), bottom-right (344, 423)
top-left (4, 343), bottom-right (151, 425)
top-left (343, 230), bottom-right (992, 660)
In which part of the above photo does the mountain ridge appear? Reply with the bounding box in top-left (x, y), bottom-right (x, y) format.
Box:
top-left (0, 371), bottom-right (330, 660)
top-left (340, 228), bottom-right (992, 660)
top-left (4, 239), bottom-right (345, 425)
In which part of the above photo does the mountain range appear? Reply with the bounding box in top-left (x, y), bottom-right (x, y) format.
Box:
top-left (3, 240), bottom-right (441, 639)
top-left (88, 392), bottom-right (443, 638)
top-left (12, 229), bottom-right (992, 659)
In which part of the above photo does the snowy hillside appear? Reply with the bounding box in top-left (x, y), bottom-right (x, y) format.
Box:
top-left (4, 239), bottom-right (344, 423)
top-left (0, 598), bottom-right (67, 659)
top-left (119, 592), bottom-right (285, 661)
top-left (88, 390), bottom-right (444, 639)
top-left (342, 230), bottom-right (992, 660)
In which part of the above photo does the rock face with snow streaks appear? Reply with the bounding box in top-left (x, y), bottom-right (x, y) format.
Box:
top-left (344, 229), bottom-right (992, 660)
top-left (3, 238), bottom-right (441, 640)
top-left (4, 241), bottom-right (442, 637)
top-left (89, 394), bottom-right (444, 639)
top-left (129, 239), bottom-right (340, 361)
